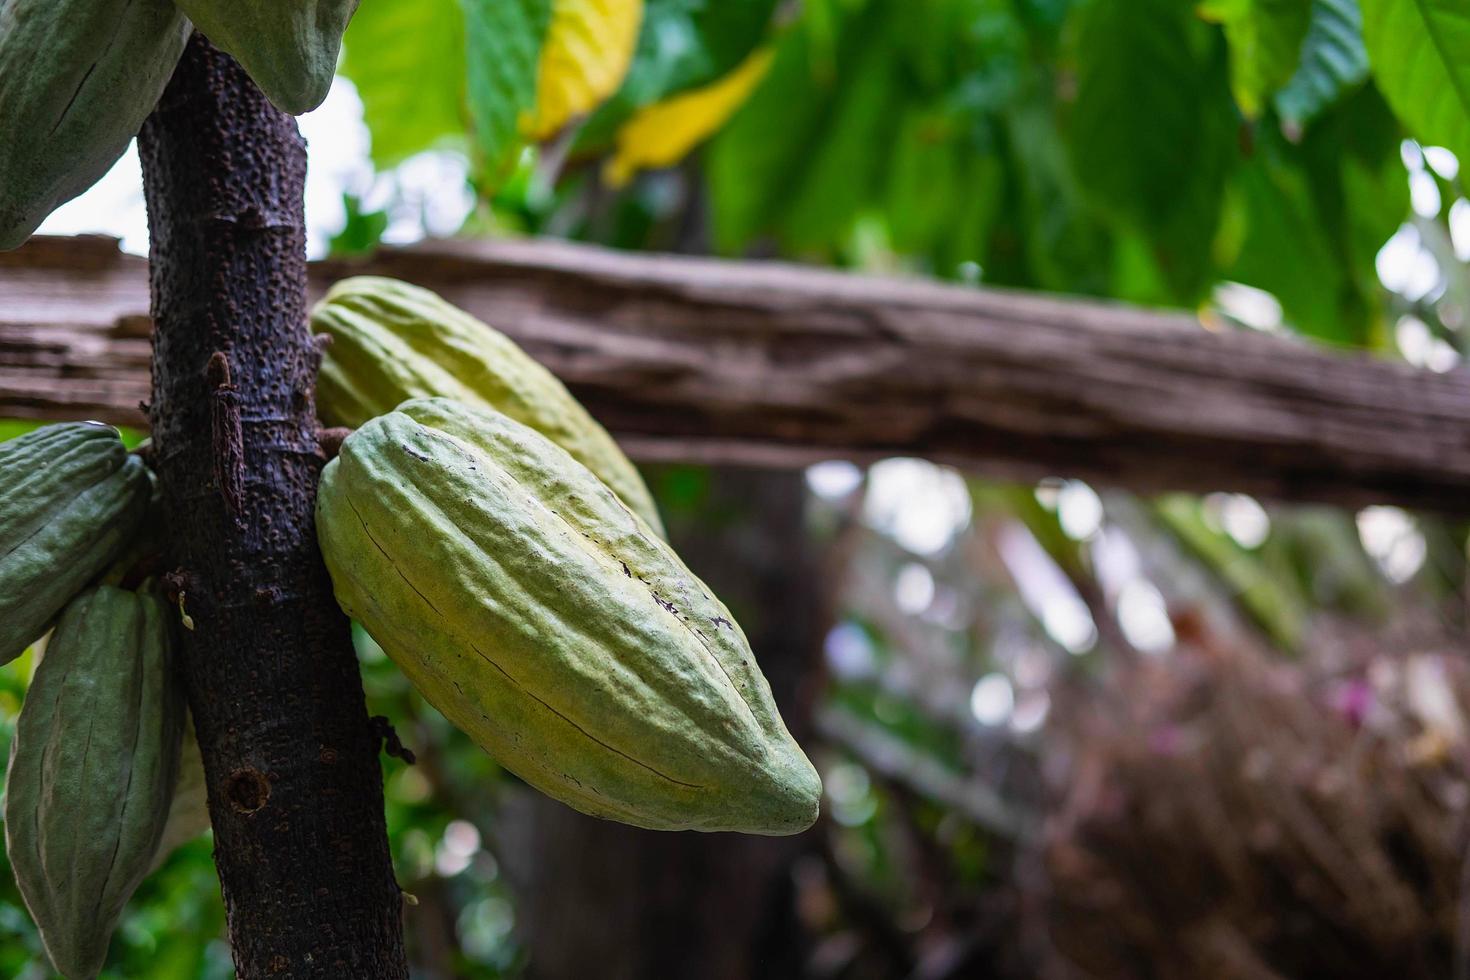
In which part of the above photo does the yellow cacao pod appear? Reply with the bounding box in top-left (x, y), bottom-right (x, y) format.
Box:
top-left (4, 584), bottom-right (185, 980)
top-left (0, 0), bottom-right (190, 249)
top-left (170, 0), bottom-right (360, 114)
top-left (316, 397), bottom-right (820, 834)
top-left (313, 275), bottom-right (665, 537)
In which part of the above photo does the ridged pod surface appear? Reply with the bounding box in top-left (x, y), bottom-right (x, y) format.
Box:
top-left (313, 275), bottom-right (665, 536)
top-left (0, 0), bottom-right (189, 250)
top-left (5, 585), bottom-right (185, 980)
top-left (0, 423), bottom-right (153, 664)
top-left (150, 718), bottom-right (210, 871)
top-left (170, 0), bottom-right (360, 114)
top-left (316, 398), bottom-right (820, 834)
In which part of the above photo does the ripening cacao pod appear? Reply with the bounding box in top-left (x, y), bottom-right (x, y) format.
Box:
top-left (316, 398), bottom-right (820, 834)
top-left (0, 0), bottom-right (190, 250)
top-left (5, 584), bottom-right (185, 980)
top-left (169, 0), bottom-right (359, 114)
top-left (313, 275), bottom-right (665, 537)
top-left (0, 423), bottom-right (153, 664)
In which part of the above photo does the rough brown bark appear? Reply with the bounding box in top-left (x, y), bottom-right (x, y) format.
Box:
top-left (500, 469), bottom-right (824, 980)
top-left (4, 234), bottom-right (1470, 513)
top-left (136, 37), bottom-right (407, 978)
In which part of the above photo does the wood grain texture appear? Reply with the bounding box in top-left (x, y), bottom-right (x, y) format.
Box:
top-left (3, 233), bottom-right (1470, 512)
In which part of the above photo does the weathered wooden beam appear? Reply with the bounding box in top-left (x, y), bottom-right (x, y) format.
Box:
top-left (4, 234), bottom-right (1470, 513)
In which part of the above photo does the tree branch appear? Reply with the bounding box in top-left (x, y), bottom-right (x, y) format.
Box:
top-left (4, 234), bottom-right (1470, 513)
top-left (137, 36), bottom-right (406, 978)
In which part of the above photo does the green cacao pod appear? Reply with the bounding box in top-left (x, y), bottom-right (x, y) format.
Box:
top-left (5, 584), bottom-right (185, 980)
top-left (169, 0), bottom-right (359, 114)
top-left (0, 423), bottom-right (153, 664)
top-left (0, 0), bottom-right (190, 250)
top-left (313, 276), bottom-right (666, 538)
top-left (316, 397), bottom-right (820, 834)
top-left (150, 719), bottom-right (210, 870)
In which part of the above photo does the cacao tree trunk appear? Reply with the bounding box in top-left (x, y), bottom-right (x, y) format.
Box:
top-left (136, 35), bottom-right (408, 978)
top-left (503, 468), bottom-right (825, 979)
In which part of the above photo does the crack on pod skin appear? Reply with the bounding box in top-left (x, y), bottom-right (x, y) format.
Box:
top-left (342, 490), bottom-right (704, 793)
top-left (51, 0), bottom-right (131, 136)
top-left (472, 446), bottom-right (762, 724)
top-left (462, 638), bottom-right (703, 792)
top-left (347, 498), bottom-right (444, 617)
top-left (49, 0), bottom-right (136, 139)
top-left (423, 419), bottom-right (760, 729)
top-left (569, 536), bottom-right (759, 725)
top-left (51, 61), bottom-right (98, 137)
top-left (2, 516), bottom-right (50, 563)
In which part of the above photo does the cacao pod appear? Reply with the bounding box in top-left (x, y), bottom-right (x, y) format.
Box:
top-left (0, 423), bottom-right (153, 664)
top-left (0, 0), bottom-right (190, 250)
top-left (169, 0), bottom-right (360, 115)
top-left (313, 275), bottom-right (665, 537)
top-left (5, 584), bottom-right (185, 980)
top-left (316, 397), bottom-right (820, 834)
top-left (150, 718), bottom-right (211, 870)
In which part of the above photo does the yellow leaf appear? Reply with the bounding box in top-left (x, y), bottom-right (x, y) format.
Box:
top-left (604, 48), bottom-right (775, 188)
top-left (528, 0), bottom-right (644, 140)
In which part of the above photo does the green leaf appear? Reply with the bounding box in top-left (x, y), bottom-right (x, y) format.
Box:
top-left (1070, 0), bottom-right (1203, 233)
top-left (0, 420), bottom-right (40, 444)
top-left (1001, 97), bottom-right (1117, 296)
top-left (581, 0), bottom-right (778, 146)
top-left (709, 0), bottom-right (1028, 260)
top-left (1068, 0), bottom-right (1239, 301)
top-left (1225, 146), bottom-right (1347, 340)
top-left (328, 194), bottom-right (390, 257)
top-left (1221, 87), bottom-right (1405, 346)
top-left (1275, 0), bottom-right (1370, 126)
top-left (780, 36), bottom-right (902, 249)
top-left (341, 0), bottom-right (468, 167)
top-left (886, 112), bottom-right (963, 255)
top-left (707, 20), bottom-right (827, 251)
top-left (1199, 0), bottom-right (1313, 118)
top-left (463, 0), bottom-right (553, 175)
top-left (625, 0), bottom-right (779, 105)
top-left (1362, 0), bottom-right (1470, 160)
top-left (885, 110), bottom-right (1005, 276)
top-left (893, 0), bottom-right (1025, 99)
top-left (1296, 84), bottom-right (1407, 346)
top-left (709, 2), bottom-right (901, 253)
